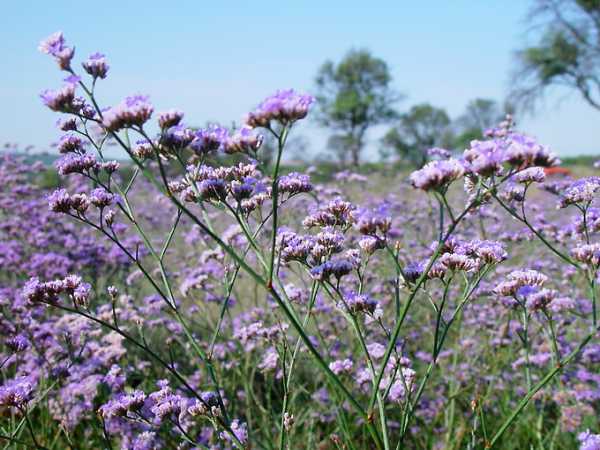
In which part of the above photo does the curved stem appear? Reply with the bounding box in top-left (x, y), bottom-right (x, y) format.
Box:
top-left (489, 325), bottom-right (600, 447)
top-left (491, 192), bottom-right (580, 269)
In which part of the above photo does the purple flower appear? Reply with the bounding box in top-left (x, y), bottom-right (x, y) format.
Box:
top-left (40, 84), bottom-right (76, 112)
top-left (89, 188), bottom-right (115, 208)
top-left (464, 140), bottom-right (504, 177)
top-left (199, 178), bottom-right (227, 202)
top-left (471, 240), bottom-right (507, 264)
top-left (439, 253), bottom-right (479, 272)
top-left (5, 334), bottom-right (29, 353)
top-left (344, 292), bottom-right (378, 315)
top-left (57, 133), bottom-right (86, 154)
top-left (245, 89), bottom-right (314, 128)
top-left (220, 419), bottom-right (248, 446)
top-left (410, 158), bottom-right (464, 191)
top-left (548, 296), bottom-right (575, 313)
top-left (356, 211), bottom-right (391, 236)
top-left (22, 274), bottom-right (90, 305)
top-left (23, 277), bottom-right (59, 303)
top-left (572, 243), bottom-right (600, 266)
top-left (388, 368), bottom-right (416, 402)
top-left (223, 127), bottom-right (263, 154)
top-left (132, 432), bottom-right (159, 450)
top-left (73, 282), bottom-right (91, 306)
top-left (190, 124), bottom-right (229, 154)
top-left (101, 160), bottom-right (120, 173)
top-left (56, 153), bottom-right (98, 175)
top-left (258, 348), bottom-right (279, 371)
top-left (559, 177), bottom-right (600, 208)
top-left (504, 133), bottom-right (559, 168)
top-left (69, 193), bottom-right (90, 213)
top-left (133, 139), bottom-right (155, 159)
top-left (161, 124), bottom-right (195, 149)
top-left (230, 179), bottom-right (254, 201)
top-left (48, 188), bottom-right (72, 213)
top-left (427, 147), bottom-right (451, 159)
top-left (403, 261), bottom-right (425, 284)
top-left (494, 269), bottom-right (548, 297)
top-left (514, 167), bottom-right (546, 183)
top-left (99, 390), bottom-right (146, 419)
top-left (278, 172), bottom-right (313, 195)
top-left (38, 31), bottom-right (74, 70)
top-left (524, 288), bottom-right (557, 311)
top-left (303, 199), bottom-right (356, 228)
top-left (157, 109), bottom-right (184, 129)
top-left (0, 377), bottom-right (35, 407)
top-left (358, 235), bottom-right (385, 254)
top-left (578, 430), bottom-right (600, 450)
top-left (102, 95), bottom-right (154, 132)
top-left (388, 380), bottom-right (408, 402)
top-left (367, 343), bottom-right (386, 359)
top-left (501, 181), bottom-right (525, 202)
top-left (313, 229), bottom-right (345, 255)
top-left (103, 365), bottom-right (125, 391)
top-left (82, 52), bottom-right (109, 79)
top-left (279, 232), bottom-right (313, 263)
top-left (57, 117), bottom-right (78, 131)
top-left (310, 258), bottom-right (355, 281)
top-left (328, 358), bottom-right (353, 375)
top-left (149, 387), bottom-right (182, 423)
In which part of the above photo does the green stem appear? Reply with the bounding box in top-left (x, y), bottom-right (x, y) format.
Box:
top-left (279, 281), bottom-right (319, 450)
top-left (369, 198), bottom-right (477, 413)
top-left (492, 192), bottom-right (579, 269)
top-left (521, 309), bottom-right (532, 392)
top-left (267, 126), bottom-right (289, 288)
top-left (489, 325), bottom-right (600, 447)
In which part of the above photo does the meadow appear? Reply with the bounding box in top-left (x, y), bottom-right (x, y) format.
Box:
top-left (1, 32), bottom-right (600, 450)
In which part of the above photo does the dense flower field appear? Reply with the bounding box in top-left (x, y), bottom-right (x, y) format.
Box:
top-left (1, 32), bottom-right (600, 449)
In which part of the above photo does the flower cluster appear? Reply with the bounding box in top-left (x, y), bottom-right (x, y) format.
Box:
top-left (245, 89), bottom-right (314, 128)
top-left (0, 377), bottom-right (35, 408)
top-left (23, 274), bottom-right (91, 306)
top-left (48, 187), bottom-right (115, 214)
top-left (99, 390), bottom-right (146, 419)
top-left (578, 430), bottom-right (600, 450)
top-left (40, 84), bottom-right (78, 112)
top-left (82, 52), bottom-right (109, 79)
top-left (171, 162), bottom-right (273, 212)
top-left (189, 124), bottom-right (229, 154)
top-left (102, 95), bottom-right (154, 132)
top-left (303, 198), bottom-right (356, 228)
top-left (571, 243), bottom-right (600, 267)
top-left (343, 292), bottom-right (379, 316)
top-left (410, 158), bottom-right (465, 191)
top-left (39, 31), bottom-right (74, 70)
top-left (494, 269), bottom-right (548, 297)
top-left (559, 177), bottom-right (600, 208)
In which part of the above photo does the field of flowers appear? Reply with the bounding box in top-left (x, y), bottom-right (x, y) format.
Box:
top-left (1, 32), bottom-right (600, 450)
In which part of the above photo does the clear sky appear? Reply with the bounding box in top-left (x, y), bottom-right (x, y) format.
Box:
top-left (2, 1), bottom-right (599, 158)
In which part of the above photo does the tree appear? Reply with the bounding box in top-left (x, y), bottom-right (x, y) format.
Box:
top-left (460, 98), bottom-right (506, 131)
top-left (383, 103), bottom-right (452, 168)
top-left (315, 49), bottom-right (399, 167)
top-left (512, 0), bottom-right (600, 112)
top-left (453, 98), bottom-right (513, 150)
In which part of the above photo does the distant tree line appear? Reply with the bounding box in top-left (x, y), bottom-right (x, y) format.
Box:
top-left (313, 49), bottom-right (512, 167)
top-left (312, 0), bottom-right (600, 168)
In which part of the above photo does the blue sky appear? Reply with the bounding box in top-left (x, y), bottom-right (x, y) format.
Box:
top-left (1, 1), bottom-right (599, 158)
